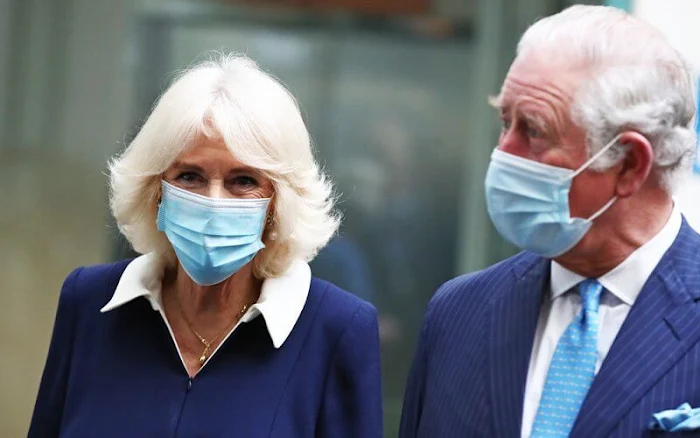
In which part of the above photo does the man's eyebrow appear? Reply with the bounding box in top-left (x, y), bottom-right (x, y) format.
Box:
top-left (521, 112), bottom-right (547, 131)
top-left (488, 95), bottom-right (556, 137)
top-left (488, 95), bottom-right (504, 111)
top-left (514, 104), bottom-right (556, 137)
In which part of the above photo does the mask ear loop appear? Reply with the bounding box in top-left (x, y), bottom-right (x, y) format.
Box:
top-left (587, 196), bottom-right (618, 221)
top-left (566, 133), bottom-right (624, 221)
top-left (568, 133), bottom-right (624, 180)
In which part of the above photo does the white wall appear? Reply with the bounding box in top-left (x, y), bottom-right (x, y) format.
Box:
top-left (633, 0), bottom-right (700, 230)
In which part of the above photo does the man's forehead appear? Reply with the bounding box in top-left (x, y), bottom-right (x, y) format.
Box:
top-left (496, 57), bottom-right (586, 110)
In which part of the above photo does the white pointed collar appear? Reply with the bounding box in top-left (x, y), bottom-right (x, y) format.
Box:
top-left (100, 253), bottom-right (310, 348)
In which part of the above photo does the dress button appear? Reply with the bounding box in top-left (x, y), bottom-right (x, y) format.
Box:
top-left (187, 379), bottom-right (192, 390)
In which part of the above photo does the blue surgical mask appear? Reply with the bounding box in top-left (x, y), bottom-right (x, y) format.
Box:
top-left (484, 135), bottom-right (621, 258)
top-left (157, 180), bottom-right (270, 286)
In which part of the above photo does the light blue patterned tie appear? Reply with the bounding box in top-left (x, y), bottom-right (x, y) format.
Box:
top-left (530, 279), bottom-right (604, 438)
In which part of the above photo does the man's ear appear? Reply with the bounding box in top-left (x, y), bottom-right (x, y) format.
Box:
top-left (613, 131), bottom-right (653, 198)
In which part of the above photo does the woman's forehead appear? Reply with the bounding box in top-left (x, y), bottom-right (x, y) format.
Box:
top-left (173, 137), bottom-right (247, 169)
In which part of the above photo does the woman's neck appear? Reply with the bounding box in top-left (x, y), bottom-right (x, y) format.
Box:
top-left (164, 263), bottom-right (262, 339)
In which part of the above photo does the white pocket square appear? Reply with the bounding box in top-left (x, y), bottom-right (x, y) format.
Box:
top-left (648, 403), bottom-right (700, 432)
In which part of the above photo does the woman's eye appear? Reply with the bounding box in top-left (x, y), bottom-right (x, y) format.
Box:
top-left (232, 176), bottom-right (257, 187)
top-left (175, 172), bottom-right (202, 183)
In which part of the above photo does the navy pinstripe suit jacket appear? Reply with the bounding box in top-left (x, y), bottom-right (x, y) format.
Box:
top-left (400, 219), bottom-right (700, 438)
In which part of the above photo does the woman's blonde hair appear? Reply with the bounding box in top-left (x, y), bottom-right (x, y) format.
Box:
top-left (109, 53), bottom-right (340, 277)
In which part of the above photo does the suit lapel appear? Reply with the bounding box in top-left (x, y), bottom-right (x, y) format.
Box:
top-left (488, 254), bottom-right (549, 438)
top-left (571, 221), bottom-right (700, 438)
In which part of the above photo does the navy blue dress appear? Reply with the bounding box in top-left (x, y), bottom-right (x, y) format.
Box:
top-left (29, 260), bottom-right (383, 437)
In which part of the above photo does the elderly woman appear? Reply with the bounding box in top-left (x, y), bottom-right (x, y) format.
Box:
top-left (28, 54), bottom-right (382, 438)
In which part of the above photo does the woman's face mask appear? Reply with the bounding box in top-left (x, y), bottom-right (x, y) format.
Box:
top-left (157, 180), bottom-right (270, 286)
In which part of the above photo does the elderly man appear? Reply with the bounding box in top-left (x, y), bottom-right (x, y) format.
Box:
top-left (400, 5), bottom-right (700, 438)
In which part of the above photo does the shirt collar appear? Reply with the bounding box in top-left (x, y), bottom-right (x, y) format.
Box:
top-left (550, 204), bottom-right (682, 305)
top-left (100, 253), bottom-right (311, 349)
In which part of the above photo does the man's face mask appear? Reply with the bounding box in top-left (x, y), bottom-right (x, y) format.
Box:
top-left (484, 134), bottom-right (622, 258)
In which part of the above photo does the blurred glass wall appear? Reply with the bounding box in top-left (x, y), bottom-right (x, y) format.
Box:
top-left (0, 0), bottom-right (600, 435)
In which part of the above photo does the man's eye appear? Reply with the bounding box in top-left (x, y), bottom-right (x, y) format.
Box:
top-left (522, 121), bottom-right (543, 139)
top-left (528, 127), bottom-right (541, 138)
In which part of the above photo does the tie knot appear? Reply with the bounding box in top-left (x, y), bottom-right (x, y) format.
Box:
top-left (578, 279), bottom-right (603, 312)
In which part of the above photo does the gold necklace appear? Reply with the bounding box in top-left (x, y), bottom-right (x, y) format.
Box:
top-left (175, 296), bottom-right (251, 365)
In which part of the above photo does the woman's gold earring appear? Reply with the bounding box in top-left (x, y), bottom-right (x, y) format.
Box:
top-left (266, 214), bottom-right (277, 241)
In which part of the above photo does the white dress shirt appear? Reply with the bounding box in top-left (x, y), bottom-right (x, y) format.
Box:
top-left (521, 205), bottom-right (682, 438)
top-left (100, 253), bottom-right (311, 371)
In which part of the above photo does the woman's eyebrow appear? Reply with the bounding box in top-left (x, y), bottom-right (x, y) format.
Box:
top-left (170, 161), bottom-right (205, 173)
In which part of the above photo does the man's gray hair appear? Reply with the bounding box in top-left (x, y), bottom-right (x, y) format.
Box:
top-left (518, 5), bottom-right (697, 192)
